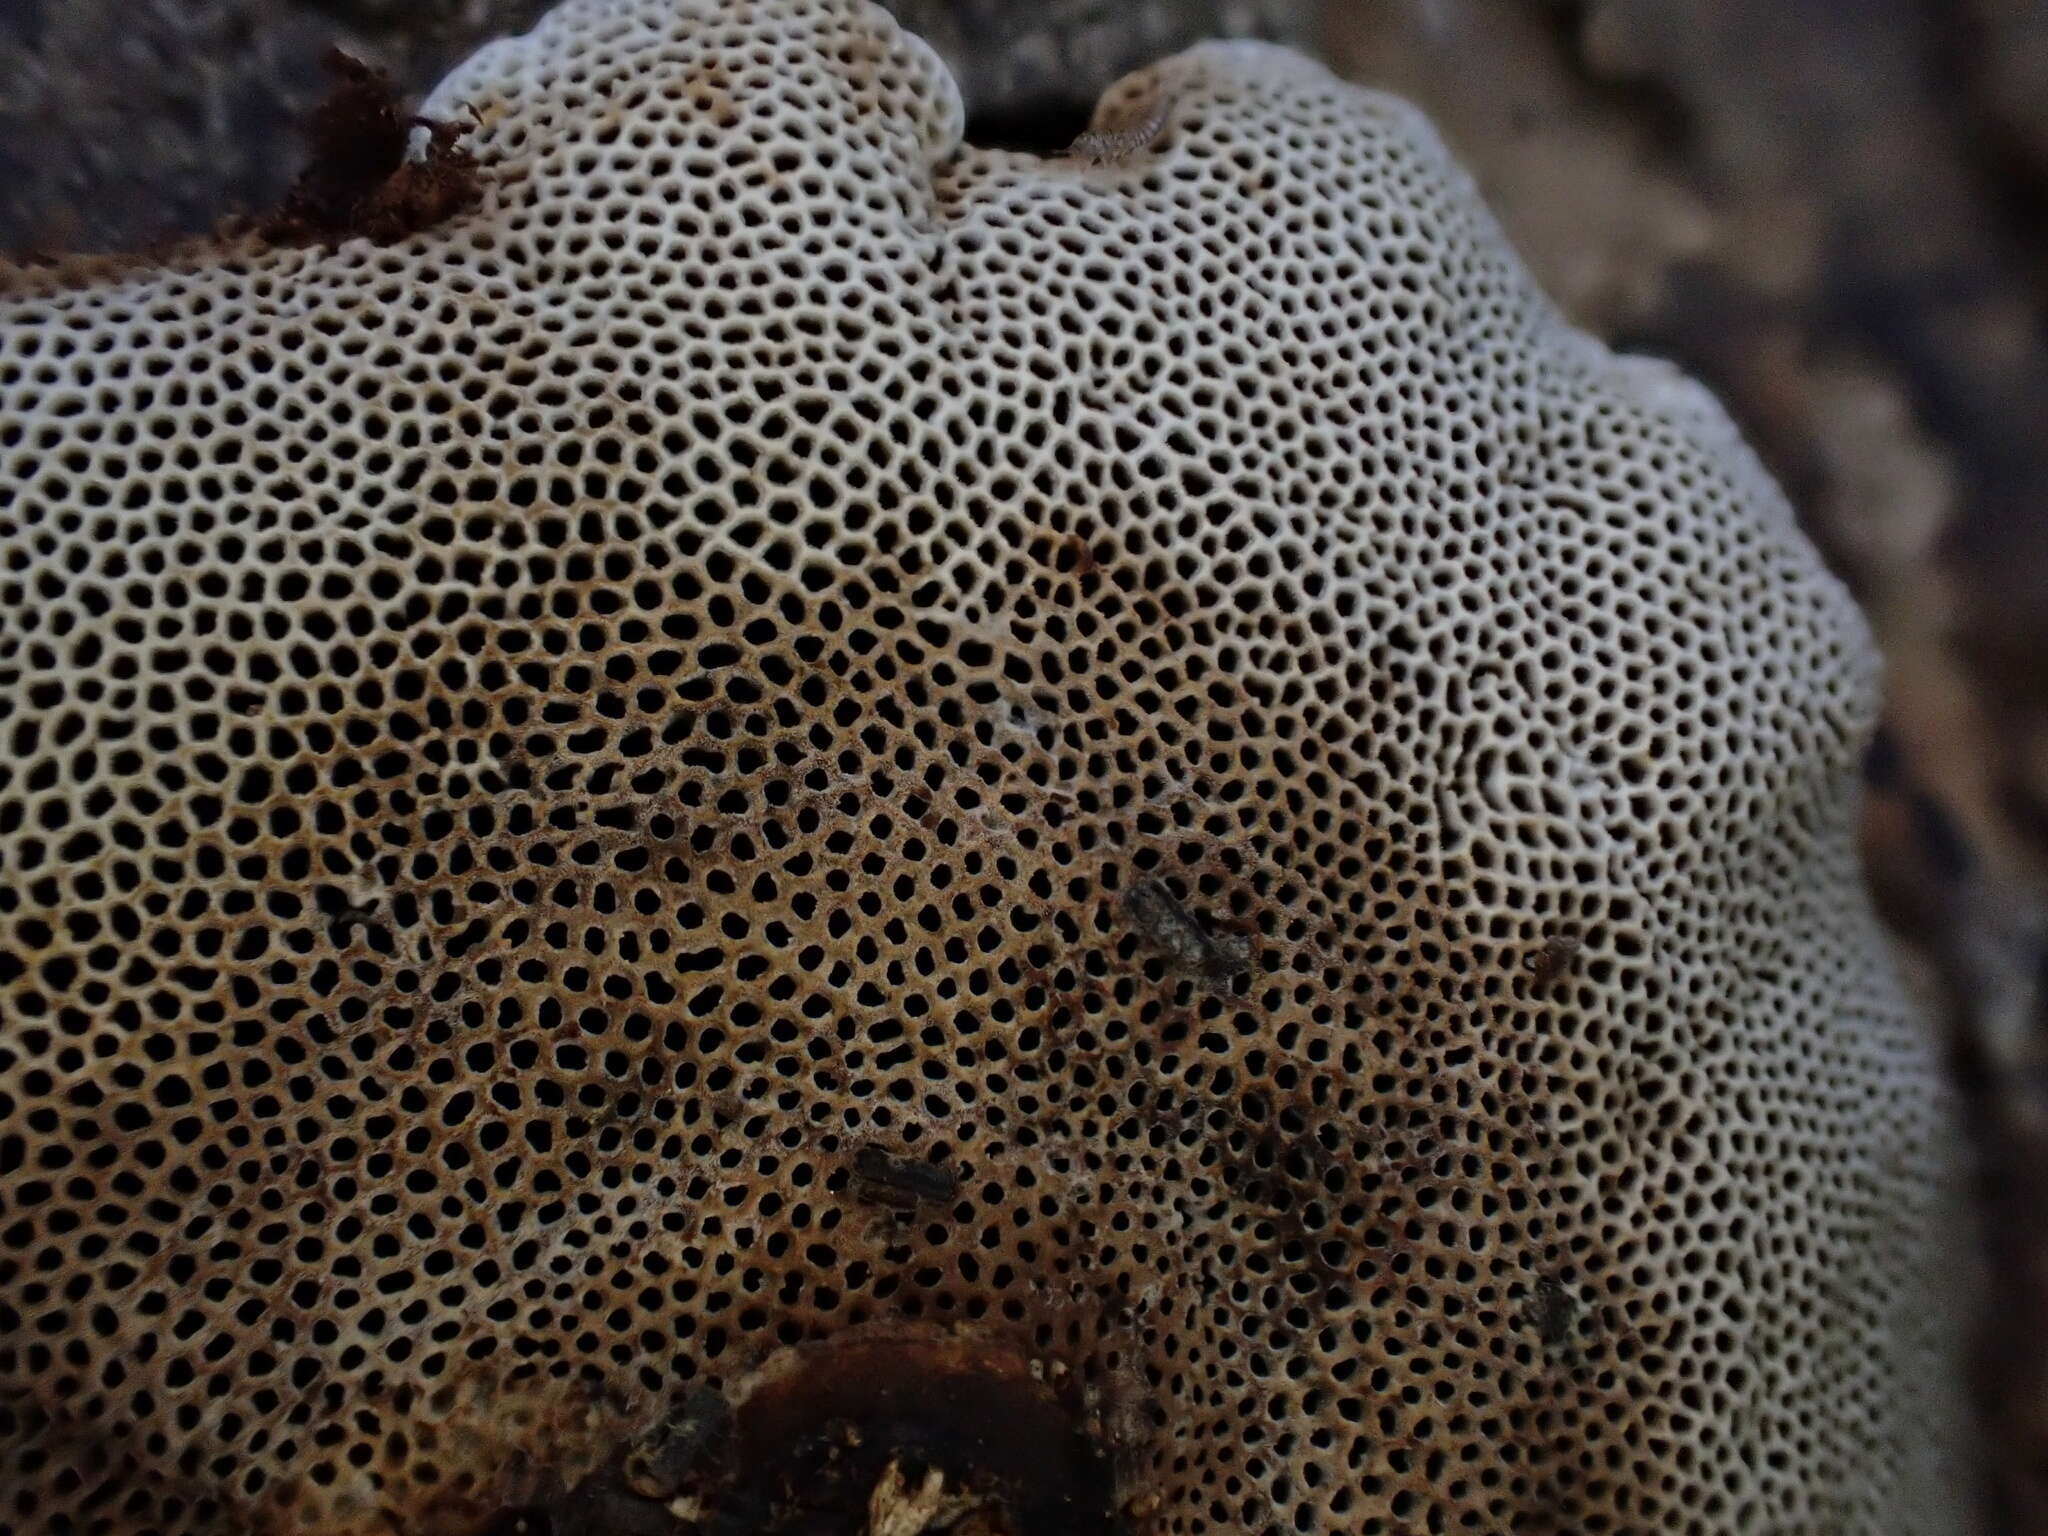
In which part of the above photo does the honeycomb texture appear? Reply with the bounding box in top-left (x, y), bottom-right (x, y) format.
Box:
top-left (0, 2), bottom-right (1968, 1533)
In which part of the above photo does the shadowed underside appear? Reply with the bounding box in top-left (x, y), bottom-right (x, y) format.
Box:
top-left (0, 1), bottom-right (1966, 1532)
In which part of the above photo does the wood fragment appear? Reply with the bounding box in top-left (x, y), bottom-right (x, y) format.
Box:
top-left (867, 1460), bottom-right (974, 1536)
top-left (263, 47), bottom-right (481, 246)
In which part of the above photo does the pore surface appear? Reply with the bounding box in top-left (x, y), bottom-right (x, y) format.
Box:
top-left (0, 1), bottom-right (1964, 1533)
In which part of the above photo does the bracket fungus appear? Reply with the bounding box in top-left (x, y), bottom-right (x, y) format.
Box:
top-left (0, 1), bottom-right (1969, 1533)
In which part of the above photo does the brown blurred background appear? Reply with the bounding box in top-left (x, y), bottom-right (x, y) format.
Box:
top-left (4, 1), bottom-right (2045, 1529)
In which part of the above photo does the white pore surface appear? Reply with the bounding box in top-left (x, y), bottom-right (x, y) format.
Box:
top-left (0, 2), bottom-right (1966, 1533)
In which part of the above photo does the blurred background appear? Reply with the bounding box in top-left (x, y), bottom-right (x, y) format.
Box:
top-left (4, 0), bottom-right (2045, 1528)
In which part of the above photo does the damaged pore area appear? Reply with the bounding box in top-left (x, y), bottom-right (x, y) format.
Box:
top-left (496, 1326), bottom-right (1122, 1536)
top-left (262, 46), bottom-right (482, 245)
top-left (675, 1325), bottom-right (1122, 1536)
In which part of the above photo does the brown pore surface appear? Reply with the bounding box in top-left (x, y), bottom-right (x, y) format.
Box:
top-left (0, 2), bottom-right (1964, 1534)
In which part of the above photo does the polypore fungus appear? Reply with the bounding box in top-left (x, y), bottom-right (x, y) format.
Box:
top-left (0, 2), bottom-right (1968, 1533)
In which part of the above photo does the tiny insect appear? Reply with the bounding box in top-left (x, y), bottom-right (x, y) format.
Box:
top-left (850, 1144), bottom-right (959, 1212)
top-left (1526, 1274), bottom-right (1583, 1366)
top-left (1059, 531), bottom-right (1098, 577)
top-left (1525, 932), bottom-right (1581, 991)
top-left (1065, 89), bottom-right (1177, 167)
top-left (1124, 877), bottom-right (1252, 985)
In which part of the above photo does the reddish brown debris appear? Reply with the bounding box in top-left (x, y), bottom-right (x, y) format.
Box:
top-left (262, 46), bottom-right (481, 246)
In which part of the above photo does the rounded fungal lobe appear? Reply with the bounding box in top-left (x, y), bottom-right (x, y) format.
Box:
top-left (0, 1), bottom-right (1967, 1533)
